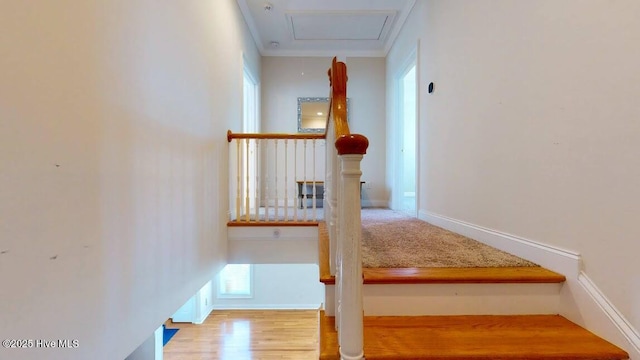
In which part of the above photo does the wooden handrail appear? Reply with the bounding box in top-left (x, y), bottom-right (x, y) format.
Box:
top-left (328, 58), bottom-right (351, 140)
top-left (327, 57), bottom-right (368, 156)
top-left (227, 130), bottom-right (325, 142)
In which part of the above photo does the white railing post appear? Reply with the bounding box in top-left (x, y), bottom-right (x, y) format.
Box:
top-left (335, 134), bottom-right (368, 360)
top-left (337, 153), bottom-right (365, 360)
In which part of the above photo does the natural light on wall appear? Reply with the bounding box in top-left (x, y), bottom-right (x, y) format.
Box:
top-left (217, 264), bottom-right (253, 298)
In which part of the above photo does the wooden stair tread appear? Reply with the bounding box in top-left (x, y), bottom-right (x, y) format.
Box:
top-left (318, 222), bottom-right (566, 285)
top-left (228, 220), bottom-right (319, 227)
top-left (319, 311), bottom-right (629, 360)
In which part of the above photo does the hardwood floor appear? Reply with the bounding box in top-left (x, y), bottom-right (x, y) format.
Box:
top-left (163, 310), bottom-right (319, 360)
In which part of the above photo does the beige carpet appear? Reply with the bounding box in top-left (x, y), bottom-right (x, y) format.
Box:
top-left (361, 208), bottom-right (538, 268)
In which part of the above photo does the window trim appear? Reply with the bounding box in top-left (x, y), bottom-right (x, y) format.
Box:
top-left (216, 264), bottom-right (254, 299)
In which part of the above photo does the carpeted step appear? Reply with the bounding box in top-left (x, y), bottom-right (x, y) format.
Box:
top-left (319, 311), bottom-right (629, 360)
top-left (318, 222), bottom-right (565, 285)
top-left (319, 221), bottom-right (566, 316)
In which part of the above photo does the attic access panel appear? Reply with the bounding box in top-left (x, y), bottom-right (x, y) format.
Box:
top-left (288, 11), bottom-right (396, 41)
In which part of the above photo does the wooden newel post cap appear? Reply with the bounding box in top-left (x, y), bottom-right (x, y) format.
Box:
top-left (335, 134), bottom-right (369, 155)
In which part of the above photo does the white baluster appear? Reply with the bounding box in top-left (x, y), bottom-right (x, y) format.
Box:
top-left (293, 139), bottom-right (298, 222)
top-left (245, 138), bottom-right (250, 221)
top-left (236, 139), bottom-right (241, 222)
top-left (255, 139), bottom-right (260, 221)
top-left (303, 139), bottom-right (308, 221)
top-left (312, 139), bottom-right (317, 220)
top-left (264, 140), bottom-right (270, 222)
top-left (327, 130), bottom-right (339, 277)
top-left (274, 139), bottom-right (279, 221)
top-left (284, 139), bottom-right (289, 221)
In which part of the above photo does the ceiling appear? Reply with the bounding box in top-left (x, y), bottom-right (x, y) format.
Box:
top-left (236, 0), bottom-right (416, 57)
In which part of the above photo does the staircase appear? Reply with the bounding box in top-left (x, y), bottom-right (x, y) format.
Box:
top-left (226, 57), bottom-right (631, 359)
top-left (317, 223), bottom-right (629, 360)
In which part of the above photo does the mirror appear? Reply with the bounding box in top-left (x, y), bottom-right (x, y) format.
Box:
top-left (297, 97), bottom-right (349, 133)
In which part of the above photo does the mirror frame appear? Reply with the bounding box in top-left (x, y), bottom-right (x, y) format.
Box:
top-left (297, 97), bottom-right (349, 133)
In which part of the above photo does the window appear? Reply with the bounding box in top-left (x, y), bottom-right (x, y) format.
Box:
top-left (217, 264), bottom-right (253, 298)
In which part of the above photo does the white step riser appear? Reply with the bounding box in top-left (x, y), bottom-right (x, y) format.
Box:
top-left (324, 282), bottom-right (562, 316)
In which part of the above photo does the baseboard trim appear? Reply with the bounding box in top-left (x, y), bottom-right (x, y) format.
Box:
top-left (195, 304), bottom-right (214, 325)
top-left (578, 272), bottom-right (640, 357)
top-left (418, 210), bottom-right (581, 278)
top-left (212, 304), bottom-right (322, 310)
top-left (362, 200), bottom-right (388, 208)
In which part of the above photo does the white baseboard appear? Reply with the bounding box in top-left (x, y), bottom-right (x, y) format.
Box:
top-left (361, 199), bottom-right (388, 208)
top-left (212, 304), bottom-right (321, 310)
top-left (194, 304), bottom-right (214, 325)
top-left (418, 210), bottom-right (638, 359)
top-left (573, 272), bottom-right (640, 359)
top-left (418, 210), bottom-right (581, 278)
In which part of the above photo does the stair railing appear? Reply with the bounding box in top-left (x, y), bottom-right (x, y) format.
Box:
top-left (325, 57), bottom-right (368, 360)
top-left (226, 131), bottom-right (326, 223)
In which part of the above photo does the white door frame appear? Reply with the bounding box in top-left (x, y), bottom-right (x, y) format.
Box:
top-left (393, 44), bottom-right (419, 216)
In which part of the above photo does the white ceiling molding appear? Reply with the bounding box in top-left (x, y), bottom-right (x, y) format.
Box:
top-left (236, 0), bottom-right (416, 57)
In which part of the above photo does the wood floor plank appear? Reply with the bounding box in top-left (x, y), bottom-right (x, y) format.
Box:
top-left (164, 310), bottom-right (319, 360)
top-left (319, 312), bottom-right (629, 360)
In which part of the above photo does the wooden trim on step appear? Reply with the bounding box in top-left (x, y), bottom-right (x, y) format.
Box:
top-left (227, 221), bottom-right (319, 227)
top-left (318, 222), bottom-right (333, 284)
top-left (319, 310), bottom-right (340, 360)
top-left (319, 311), bottom-right (629, 360)
top-left (363, 266), bottom-right (565, 284)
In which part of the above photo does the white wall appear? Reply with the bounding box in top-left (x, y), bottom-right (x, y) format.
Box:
top-left (212, 264), bottom-right (324, 309)
top-left (345, 57), bottom-right (388, 207)
top-left (387, 0), bottom-right (640, 354)
top-left (124, 327), bottom-right (162, 360)
top-left (261, 57), bottom-right (387, 206)
top-left (0, 1), bottom-right (259, 359)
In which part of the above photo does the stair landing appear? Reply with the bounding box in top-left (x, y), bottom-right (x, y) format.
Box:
top-left (319, 311), bottom-right (629, 360)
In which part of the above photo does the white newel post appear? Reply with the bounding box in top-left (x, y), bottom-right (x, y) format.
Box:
top-left (335, 134), bottom-right (368, 360)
